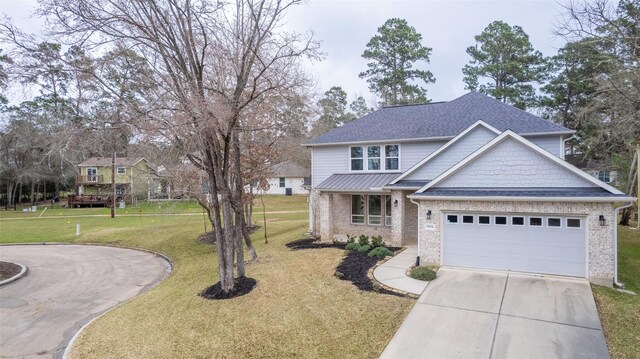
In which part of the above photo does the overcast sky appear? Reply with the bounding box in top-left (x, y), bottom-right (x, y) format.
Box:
top-left (1, 0), bottom-right (570, 104)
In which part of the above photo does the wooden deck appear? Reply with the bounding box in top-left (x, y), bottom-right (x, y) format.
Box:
top-left (67, 194), bottom-right (114, 208)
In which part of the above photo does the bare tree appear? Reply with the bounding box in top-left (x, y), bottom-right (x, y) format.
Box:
top-left (37, 0), bottom-right (319, 293)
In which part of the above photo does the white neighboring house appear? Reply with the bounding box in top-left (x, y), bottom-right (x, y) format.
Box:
top-left (263, 161), bottom-right (310, 195)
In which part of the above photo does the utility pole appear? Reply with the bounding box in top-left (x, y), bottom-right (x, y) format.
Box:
top-left (637, 143), bottom-right (639, 229)
top-left (111, 150), bottom-right (116, 218)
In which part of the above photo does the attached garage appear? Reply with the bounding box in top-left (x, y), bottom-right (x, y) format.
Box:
top-left (442, 213), bottom-right (586, 277)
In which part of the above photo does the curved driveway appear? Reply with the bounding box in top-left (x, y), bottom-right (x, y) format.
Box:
top-left (0, 245), bottom-right (171, 359)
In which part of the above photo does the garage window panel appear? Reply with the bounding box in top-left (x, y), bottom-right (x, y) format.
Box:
top-left (478, 215), bottom-right (491, 225)
top-left (446, 215), bottom-right (458, 224)
top-left (495, 216), bottom-right (507, 225)
top-left (462, 215), bottom-right (474, 224)
top-left (548, 218), bottom-right (562, 227)
top-left (567, 218), bottom-right (582, 228)
top-left (529, 217), bottom-right (543, 227)
top-left (512, 216), bottom-right (525, 226)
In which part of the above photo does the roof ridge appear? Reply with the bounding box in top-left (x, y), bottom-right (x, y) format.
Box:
top-left (382, 101), bottom-right (447, 109)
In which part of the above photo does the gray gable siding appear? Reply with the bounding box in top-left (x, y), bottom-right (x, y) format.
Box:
top-left (528, 135), bottom-right (563, 157)
top-left (437, 138), bottom-right (596, 188)
top-left (405, 126), bottom-right (498, 181)
top-left (400, 141), bottom-right (447, 172)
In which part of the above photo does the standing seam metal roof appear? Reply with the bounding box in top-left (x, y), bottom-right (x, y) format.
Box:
top-left (316, 173), bottom-right (401, 191)
top-left (306, 92), bottom-right (572, 145)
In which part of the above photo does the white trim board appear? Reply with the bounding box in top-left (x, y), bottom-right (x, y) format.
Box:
top-left (390, 120), bottom-right (501, 184)
top-left (416, 130), bottom-right (625, 195)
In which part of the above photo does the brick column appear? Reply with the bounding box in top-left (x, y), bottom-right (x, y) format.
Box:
top-left (318, 192), bottom-right (333, 240)
top-left (391, 190), bottom-right (404, 247)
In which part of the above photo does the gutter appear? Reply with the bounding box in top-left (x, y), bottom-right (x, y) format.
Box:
top-left (613, 202), bottom-right (634, 288)
top-left (409, 198), bottom-right (421, 267)
top-left (405, 195), bottom-right (637, 202)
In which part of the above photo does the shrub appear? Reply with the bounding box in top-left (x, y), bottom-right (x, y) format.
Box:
top-left (368, 247), bottom-right (394, 258)
top-left (334, 271), bottom-right (344, 279)
top-left (358, 234), bottom-right (370, 247)
top-left (346, 235), bottom-right (356, 244)
top-left (345, 242), bottom-right (361, 251)
top-left (357, 245), bottom-right (371, 252)
top-left (370, 235), bottom-right (385, 248)
top-left (409, 266), bottom-right (437, 281)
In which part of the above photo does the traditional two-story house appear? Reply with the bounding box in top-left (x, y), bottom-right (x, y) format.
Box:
top-left (305, 92), bottom-right (634, 286)
top-left (75, 157), bottom-right (157, 202)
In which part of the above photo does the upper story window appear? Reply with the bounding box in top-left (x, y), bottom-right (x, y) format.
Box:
top-left (117, 167), bottom-right (126, 174)
top-left (597, 171), bottom-right (610, 183)
top-left (350, 147), bottom-right (364, 171)
top-left (350, 144), bottom-right (400, 172)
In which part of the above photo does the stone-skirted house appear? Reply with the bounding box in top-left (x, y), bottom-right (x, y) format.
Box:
top-left (305, 92), bottom-right (635, 286)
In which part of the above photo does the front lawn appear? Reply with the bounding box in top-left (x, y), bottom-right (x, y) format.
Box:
top-left (593, 223), bottom-right (640, 359)
top-left (0, 196), bottom-right (413, 358)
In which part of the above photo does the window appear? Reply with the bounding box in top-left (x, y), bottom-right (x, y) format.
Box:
top-left (446, 215), bottom-right (458, 224)
top-left (351, 195), bottom-right (365, 224)
top-left (385, 196), bottom-right (392, 226)
top-left (385, 145), bottom-right (399, 170)
top-left (512, 217), bottom-right (524, 226)
top-left (478, 216), bottom-right (490, 225)
top-left (462, 215), bottom-right (474, 224)
top-left (350, 144), bottom-right (400, 172)
top-left (529, 217), bottom-right (542, 226)
top-left (548, 218), bottom-right (561, 227)
top-left (567, 218), bottom-right (581, 228)
top-left (495, 216), bottom-right (507, 225)
top-left (597, 171), bottom-right (610, 183)
top-left (87, 167), bottom-right (97, 182)
top-left (279, 177), bottom-right (285, 188)
top-left (350, 147), bottom-right (363, 171)
top-left (117, 166), bottom-right (126, 174)
top-left (367, 146), bottom-right (381, 170)
top-left (368, 195), bottom-right (382, 225)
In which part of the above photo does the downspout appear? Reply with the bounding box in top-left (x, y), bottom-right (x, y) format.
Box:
top-left (410, 198), bottom-right (421, 267)
top-left (613, 202), bottom-right (633, 288)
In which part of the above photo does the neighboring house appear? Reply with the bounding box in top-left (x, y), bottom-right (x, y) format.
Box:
top-left (305, 92), bottom-right (635, 286)
top-left (76, 157), bottom-right (158, 202)
top-left (566, 156), bottom-right (619, 186)
top-left (263, 161), bottom-right (310, 195)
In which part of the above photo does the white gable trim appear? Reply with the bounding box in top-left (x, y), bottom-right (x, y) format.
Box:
top-left (416, 130), bottom-right (624, 195)
top-left (390, 120), bottom-right (501, 184)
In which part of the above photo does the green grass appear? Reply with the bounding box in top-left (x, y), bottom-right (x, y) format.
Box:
top-left (592, 223), bottom-right (640, 359)
top-left (0, 195), bottom-right (413, 358)
top-left (409, 266), bottom-right (437, 281)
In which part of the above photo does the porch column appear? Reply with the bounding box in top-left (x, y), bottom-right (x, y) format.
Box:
top-left (318, 192), bottom-right (333, 240)
top-left (391, 190), bottom-right (405, 247)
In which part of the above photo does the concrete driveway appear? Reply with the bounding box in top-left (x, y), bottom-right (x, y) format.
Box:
top-left (0, 245), bottom-right (171, 359)
top-left (380, 268), bottom-right (609, 359)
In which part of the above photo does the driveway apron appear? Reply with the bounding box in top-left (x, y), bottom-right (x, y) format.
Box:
top-left (0, 245), bottom-right (171, 359)
top-left (380, 267), bottom-right (609, 359)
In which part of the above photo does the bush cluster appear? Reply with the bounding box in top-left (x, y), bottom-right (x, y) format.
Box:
top-left (344, 234), bottom-right (394, 258)
top-left (409, 266), bottom-right (437, 281)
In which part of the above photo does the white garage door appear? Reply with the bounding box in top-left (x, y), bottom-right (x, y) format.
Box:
top-left (443, 213), bottom-right (586, 277)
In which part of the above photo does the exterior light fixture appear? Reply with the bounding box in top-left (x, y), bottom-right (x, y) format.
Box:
top-left (599, 215), bottom-right (606, 226)
top-left (394, 199), bottom-right (398, 208)
top-left (426, 210), bottom-right (432, 220)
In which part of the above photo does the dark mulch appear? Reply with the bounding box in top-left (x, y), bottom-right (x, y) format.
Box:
top-left (285, 237), bottom-right (346, 250)
top-left (199, 276), bottom-right (257, 300)
top-left (0, 261), bottom-right (22, 281)
top-left (286, 238), bottom-right (404, 297)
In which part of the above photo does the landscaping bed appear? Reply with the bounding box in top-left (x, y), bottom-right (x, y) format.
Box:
top-left (0, 261), bottom-right (22, 281)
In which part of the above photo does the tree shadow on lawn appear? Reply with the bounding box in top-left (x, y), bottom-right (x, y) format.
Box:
top-left (286, 238), bottom-right (405, 297)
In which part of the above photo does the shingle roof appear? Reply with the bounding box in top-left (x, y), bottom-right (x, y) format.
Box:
top-left (78, 157), bottom-right (145, 167)
top-left (316, 173), bottom-right (400, 191)
top-left (269, 161), bottom-right (310, 178)
top-left (306, 92), bottom-right (572, 145)
top-left (413, 187), bottom-right (628, 198)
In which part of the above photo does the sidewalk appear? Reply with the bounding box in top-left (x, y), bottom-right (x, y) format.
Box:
top-left (372, 246), bottom-right (429, 295)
